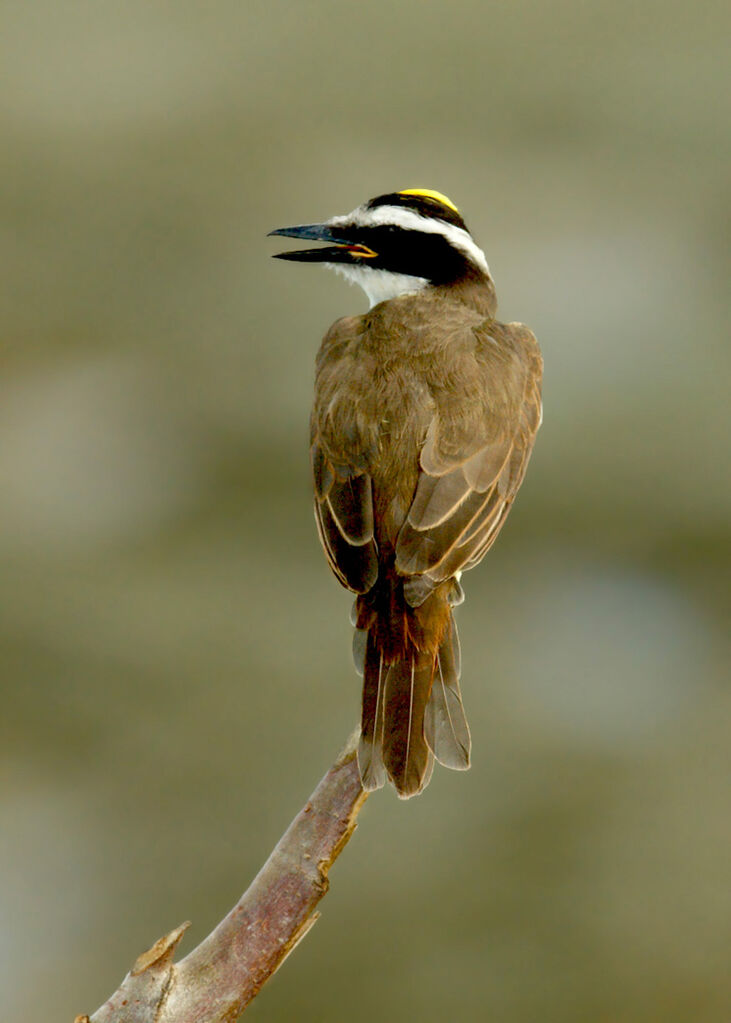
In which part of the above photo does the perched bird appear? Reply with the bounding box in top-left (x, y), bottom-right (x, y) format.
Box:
top-left (270, 188), bottom-right (542, 798)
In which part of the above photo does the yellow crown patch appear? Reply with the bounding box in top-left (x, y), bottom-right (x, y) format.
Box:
top-left (398, 188), bottom-right (460, 215)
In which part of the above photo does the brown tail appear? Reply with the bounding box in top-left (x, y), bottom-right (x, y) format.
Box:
top-left (353, 583), bottom-right (471, 798)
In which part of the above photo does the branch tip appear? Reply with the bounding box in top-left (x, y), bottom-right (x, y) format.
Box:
top-left (88, 736), bottom-right (368, 1020)
top-left (335, 725), bottom-right (361, 767)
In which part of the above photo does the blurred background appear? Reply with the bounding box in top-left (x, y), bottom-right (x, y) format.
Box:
top-left (1, 2), bottom-right (729, 1020)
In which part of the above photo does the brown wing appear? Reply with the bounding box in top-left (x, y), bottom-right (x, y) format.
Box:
top-left (311, 436), bottom-right (378, 593)
top-left (309, 315), bottom-right (382, 594)
top-left (396, 322), bottom-right (542, 600)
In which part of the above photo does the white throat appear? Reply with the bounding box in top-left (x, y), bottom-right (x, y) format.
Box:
top-left (327, 263), bottom-right (429, 308)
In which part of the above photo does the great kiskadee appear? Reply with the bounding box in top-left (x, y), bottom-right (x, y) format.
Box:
top-left (270, 189), bottom-right (542, 798)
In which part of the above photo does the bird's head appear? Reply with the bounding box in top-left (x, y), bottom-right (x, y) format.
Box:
top-left (269, 188), bottom-right (491, 308)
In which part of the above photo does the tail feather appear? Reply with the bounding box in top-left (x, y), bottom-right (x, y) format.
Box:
top-left (352, 626), bottom-right (367, 677)
top-left (355, 582), bottom-right (469, 798)
top-left (381, 651), bottom-right (434, 798)
top-left (357, 633), bottom-right (387, 791)
top-left (424, 615), bottom-right (471, 769)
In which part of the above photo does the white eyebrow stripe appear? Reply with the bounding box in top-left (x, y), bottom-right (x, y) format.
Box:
top-left (329, 204), bottom-right (490, 276)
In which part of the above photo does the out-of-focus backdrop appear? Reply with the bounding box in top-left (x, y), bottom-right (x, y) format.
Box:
top-left (1, 2), bottom-right (729, 1020)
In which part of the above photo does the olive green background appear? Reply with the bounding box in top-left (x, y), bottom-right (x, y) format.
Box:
top-left (1, 2), bottom-right (729, 1020)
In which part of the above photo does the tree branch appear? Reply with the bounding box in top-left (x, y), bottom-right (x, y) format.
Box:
top-left (81, 728), bottom-right (367, 1022)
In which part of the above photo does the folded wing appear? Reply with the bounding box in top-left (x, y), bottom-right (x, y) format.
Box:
top-left (396, 322), bottom-right (543, 594)
top-left (312, 436), bottom-right (379, 594)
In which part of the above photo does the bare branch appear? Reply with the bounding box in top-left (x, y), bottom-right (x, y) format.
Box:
top-left (84, 729), bottom-right (367, 1022)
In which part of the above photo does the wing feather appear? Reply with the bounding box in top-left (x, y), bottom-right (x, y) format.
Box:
top-left (407, 470), bottom-right (473, 530)
top-left (326, 471), bottom-right (374, 545)
top-left (396, 487), bottom-right (496, 575)
top-left (396, 322), bottom-right (542, 586)
top-left (312, 439), bottom-right (378, 593)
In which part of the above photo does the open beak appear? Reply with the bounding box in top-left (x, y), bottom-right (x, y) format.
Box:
top-left (268, 223), bottom-right (377, 262)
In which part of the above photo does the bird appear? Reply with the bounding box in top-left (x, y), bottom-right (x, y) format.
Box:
top-left (269, 188), bottom-right (542, 798)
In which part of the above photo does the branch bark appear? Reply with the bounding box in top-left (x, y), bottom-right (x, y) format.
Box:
top-left (82, 729), bottom-right (367, 1023)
